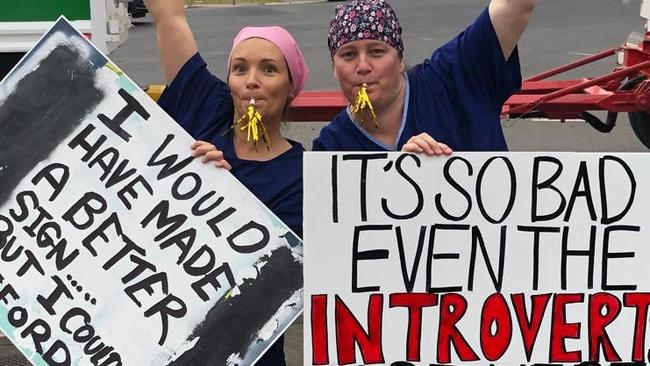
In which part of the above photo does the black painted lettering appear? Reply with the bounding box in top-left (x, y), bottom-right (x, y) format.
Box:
top-left (205, 206), bottom-right (236, 238)
top-left (227, 221), bottom-right (270, 254)
top-left (141, 200), bottom-right (187, 240)
top-left (352, 225), bottom-right (391, 293)
top-left (83, 212), bottom-right (124, 257)
top-left (192, 191), bottom-right (223, 216)
top-left (2, 236), bottom-right (23, 262)
top-left (147, 134), bottom-right (193, 180)
top-left (94, 351), bottom-right (122, 366)
top-left (395, 226), bottom-right (426, 293)
top-left (159, 228), bottom-right (196, 264)
top-left (37, 275), bottom-right (73, 316)
top-left (16, 250), bottom-right (45, 277)
top-left (37, 221), bottom-right (79, 270)
top-left (0, 214), bottom-right (14, 248)
top-left (602, 225), bottom-right (640, 291)
top-left (435, 157), bottom-right (473, 221)
top-left (9, 190), bottom-right (38, 222)
top-left (0, 284), bottom-right (20, 304)
top-left (42, 340), bottom-right (70, 366)
top-left (600, 156), bottom-right (636, 225)
top-left (97, 88), bottom-right (150, 142)
top-left (561, 226), bottom-right (596, 290)
top-left (67, 124), bottom-right (107, 162)
top-left (332, 154), bottom-right (339, 223)
top-left (191, 262), bottom-right (236, 301)
top-left (88, 147), bottom-right (119, 181)
top-left (342, 153), bottom-right (389, 222)
top-left (105, 159), bottom-right (136, 189)
top-left (532, 156), bottom-right (566, 222)
top-left (517, 225), bottom-right (561, 290)
top-left (144, 294), bottom-right (187, 346)
top-left (8, 306), bottom-right (28, 327)
top-left (426, 224), bottom-right (470, 293)
top-left (467, 226), bottom-right (506, 292)
top-left (381, 154), bottom-right (424, 220)
top-left (125, 272), bottom-right (168, 307)
top-left (183, 244), bottom-right (215, 277)
top-left (118, 255), bottom-right (155, 285)
top-left (23, 206), bottom-right (52, 237)
top-left (62, 192), bottom-right (107, 230)
top-left (31, 163), bottom-right (69, 202)
top-left (171, 172), bottom-right (201, 200)
top-left (20, 318), bottom-right (51, 354)
top-left (60, 307), bottom-right (89, 334)
top-left (103, 235), bottom-right (147, 275)
top-left (476, 157), bottom-right (516, 224)
top-left (116, 175), bottom-right (153, 210)
top-left (564, 161), bottom-right (597, 222)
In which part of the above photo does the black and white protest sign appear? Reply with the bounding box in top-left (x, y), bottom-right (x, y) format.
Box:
top-left (0, 18), bottom-right (303, 366)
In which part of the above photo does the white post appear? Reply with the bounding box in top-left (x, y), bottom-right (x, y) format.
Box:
top-left (89, 0), bottom-right (108, 53)
top-left (89, 0), bottom-right (130, 54)
top-left (641, 0), bottom-right (650, 31)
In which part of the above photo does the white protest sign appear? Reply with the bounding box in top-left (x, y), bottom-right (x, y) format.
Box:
top-left (304, 151), bottom-right (650, 366)
top-left (0, 18), bottom-right (303, 366)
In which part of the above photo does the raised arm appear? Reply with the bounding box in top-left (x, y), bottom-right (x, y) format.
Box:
top-left (489, 0), bottom-right (539, 60)
top-left (144, 0), bottom-right (198, 84)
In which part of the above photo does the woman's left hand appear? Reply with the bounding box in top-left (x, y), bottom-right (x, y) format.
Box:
top-left (401, 133), bottom-right (453, 156)
top-left (191, 140), bottom-right (232, 170)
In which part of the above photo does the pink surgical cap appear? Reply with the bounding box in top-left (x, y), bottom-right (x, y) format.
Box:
top-left (229, 26), bottom-right (309, 97)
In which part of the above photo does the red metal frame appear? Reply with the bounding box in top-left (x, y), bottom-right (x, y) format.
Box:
top-left (285, 32), bottom-right (650, 122)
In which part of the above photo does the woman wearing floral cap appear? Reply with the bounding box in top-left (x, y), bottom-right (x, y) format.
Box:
top-left (313, 0), bottom-right (538, 154)
top-left (144, 0), bottom-right (309, 364)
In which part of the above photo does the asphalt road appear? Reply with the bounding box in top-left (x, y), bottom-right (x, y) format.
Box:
top-left (1, 1), bottom-right (648, 366)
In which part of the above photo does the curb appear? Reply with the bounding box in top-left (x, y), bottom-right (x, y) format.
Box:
top-left (266, 0), bottom-right (326, 4)
top-left (185, 0), bottom-right (325, 8)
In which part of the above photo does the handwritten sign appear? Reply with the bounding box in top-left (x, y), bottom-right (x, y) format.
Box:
top-left (304, 151), bottom-right (650, 366)
top-left (0, 18), bottom-right (302, 366)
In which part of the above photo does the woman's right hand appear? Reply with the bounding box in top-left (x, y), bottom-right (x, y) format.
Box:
top-left (401, 133), bottom-right (453, 156)
top-left (191, 141), bottom-right (232, 171)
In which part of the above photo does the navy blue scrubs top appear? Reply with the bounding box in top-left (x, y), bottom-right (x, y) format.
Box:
top-left (158, 52), bottom-right (302, 366)
top-left (313, 7), bottom-right (522, 152)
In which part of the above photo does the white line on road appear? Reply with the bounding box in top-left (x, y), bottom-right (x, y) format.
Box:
top-left (530, 118), bottom-right (584, 122)
top-left (569, 51), bottom-right (595, 57)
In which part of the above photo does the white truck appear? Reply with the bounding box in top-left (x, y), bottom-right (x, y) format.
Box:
top-left (0, 0), bottom-right (132, 80)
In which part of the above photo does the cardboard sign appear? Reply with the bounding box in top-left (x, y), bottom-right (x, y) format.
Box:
top-left (304, 151), bottom-right (650, 366)
top-left (0, 18), bottom-right (303, 366)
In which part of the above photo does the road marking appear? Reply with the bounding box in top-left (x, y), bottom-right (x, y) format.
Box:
top-left (569, 51), bottom-right (595, 57)
top-left (530, 118), bottom-right (584, 122)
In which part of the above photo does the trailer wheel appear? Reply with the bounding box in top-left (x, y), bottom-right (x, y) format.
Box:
top-left (629, 112), bottom-right (650, 149)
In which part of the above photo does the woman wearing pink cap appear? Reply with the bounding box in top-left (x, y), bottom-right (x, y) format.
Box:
top-left (144, 0), bottom-right (308, 364)
top-left (314, 0), bottom-right (539, 154)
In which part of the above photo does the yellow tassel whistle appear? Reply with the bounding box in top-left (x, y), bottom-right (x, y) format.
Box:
top-left (235, 98), bottom-right (270, 150)
top-left (352, 83), bottom-right (378, 128)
